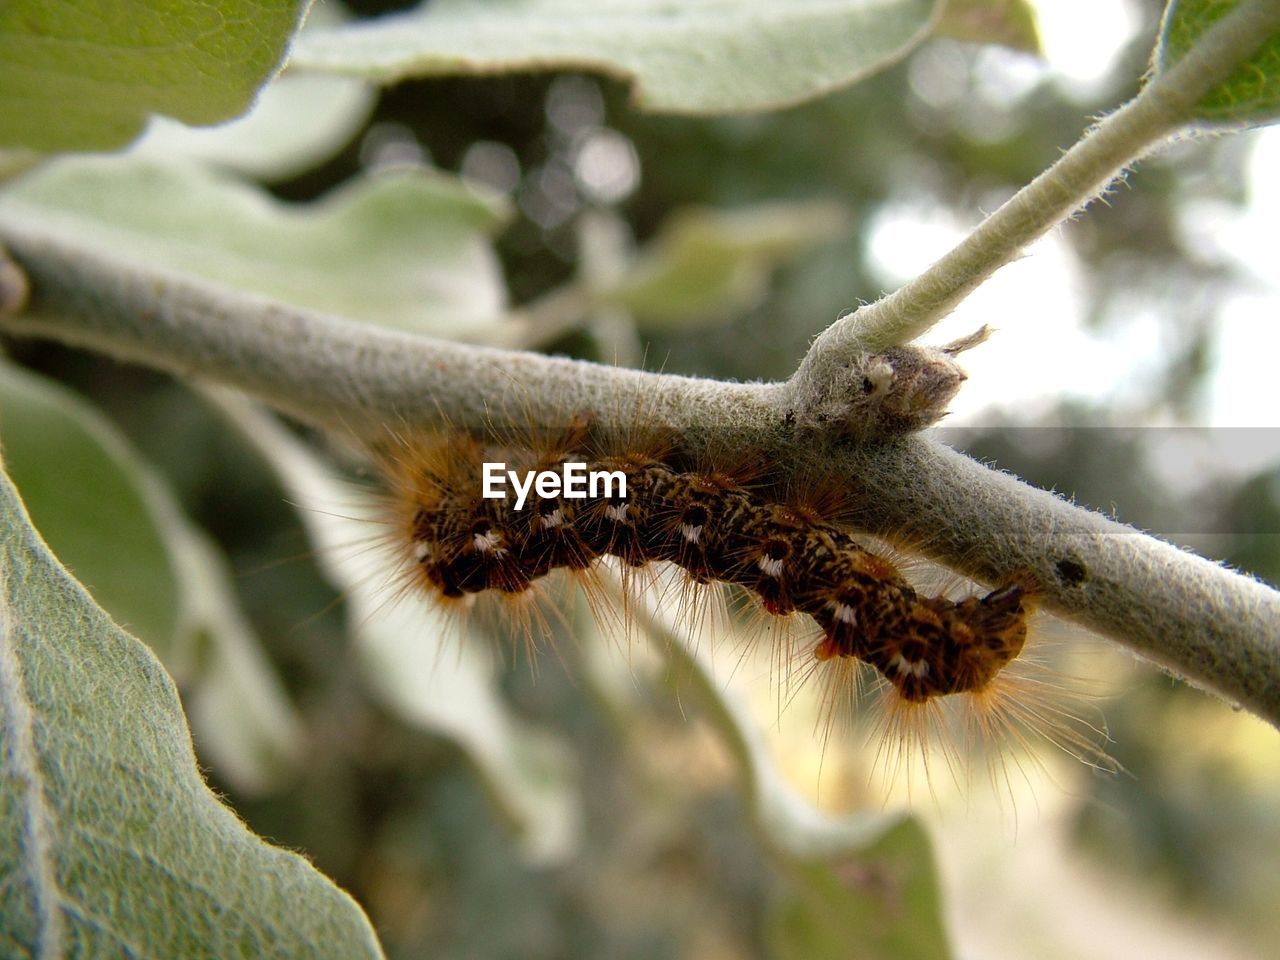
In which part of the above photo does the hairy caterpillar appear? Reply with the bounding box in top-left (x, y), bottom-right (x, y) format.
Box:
top-left (366, 412), bottom-right (1110, 787)
top-left (389, 450), bottom-right (1024, 696)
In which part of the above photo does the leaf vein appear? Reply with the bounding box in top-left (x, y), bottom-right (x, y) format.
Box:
top-left (0, 577), bottom-right (66, 960)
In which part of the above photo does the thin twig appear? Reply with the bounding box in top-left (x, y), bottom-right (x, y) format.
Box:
top-left (790, 0), bottom-right (1280, 409)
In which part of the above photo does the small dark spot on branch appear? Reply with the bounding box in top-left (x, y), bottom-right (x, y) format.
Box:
top-left (1055, 557), bottom-right (1087, 586)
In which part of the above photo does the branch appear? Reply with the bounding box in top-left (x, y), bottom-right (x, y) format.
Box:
top-left (790, 0), bottom-right (1280, 404)
top-left (0, 218), bottom-right (969, 442)
top-left (0, 222), bottom-right (1277, 728)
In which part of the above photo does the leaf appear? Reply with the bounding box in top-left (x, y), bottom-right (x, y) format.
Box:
top-left (0, 462), bottom-right (384, 958)
top-left (136, 70), bottom-right (375, 183)
top-left (173, 532), bottom-right (309, 796)
top-left (1156, 0), bottom-right (1280, 125)
top-left (0, 0), bottom-right (311, 152)
top-left (0, 360), bottom-right (306, 795)
top-left (204, 389), bottom-right (580, 864)
top-left (134, 1), bottom-right (378, 181)
top-left (598, 202), bottom-right (847, 327)
top-left (291, 0), bottom-right (938, 114)
top-left (768, 820), bottom-right (952, 960)
top-left (0, 155), bottom-right (511, 337)
top-left (935, 0), bottom-right (1042, 54)
top-left (632, 572), bottom-right (953, 958)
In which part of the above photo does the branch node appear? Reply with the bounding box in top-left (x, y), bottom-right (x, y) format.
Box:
top-left (794, 329), bottom-right (988, 439)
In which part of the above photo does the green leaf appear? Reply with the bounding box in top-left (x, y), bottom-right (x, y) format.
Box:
top-left (135, 1), bottom-right (377, 182)
top-left (0, 155), bottom-right (511, 337)
top-left (1156, 0), bottom-right (1280, 125)
top-left (935, 0), bottom-right (1042, 54)
top-left (769, 819), bottom-right (952, 960)
top-left (0, 360), bottom-right (306, 795)
top-left (291, 0), bottom-right (938, 114)
top-left (0, 0), bottom-right (311, 152)
top-left (0, 462), bottom-right (384, 958)
top-left (598, 202), bottom-right (847, 328)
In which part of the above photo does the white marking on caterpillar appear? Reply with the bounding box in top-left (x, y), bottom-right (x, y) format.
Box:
top-left (889, 652), bottom-right (929, 678)
top-left (412, 540), bottom-right (433, 562)
top-left (540, 507), bottom-right (564, 529)
top-left (757, 555), bottom-right (785, 578)
top-left (680, 523), bottom-right (703, 543)
top-left (829, 601), bottom-right (856, 625)
top-left (606, 503), bottom-right (629, 523)
top-left (473, 529), bottom-right (503, 554)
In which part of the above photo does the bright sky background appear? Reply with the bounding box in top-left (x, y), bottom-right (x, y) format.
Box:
top-left (868, 0), bottom-right (1280, 434)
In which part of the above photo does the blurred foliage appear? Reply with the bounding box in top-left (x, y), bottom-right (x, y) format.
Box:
top-left (288, 0), bottom-right (939, 114)
top-left (1, 156), bottom-right (512, 337)
top-left (4, 0), bottom-right (1280, 956)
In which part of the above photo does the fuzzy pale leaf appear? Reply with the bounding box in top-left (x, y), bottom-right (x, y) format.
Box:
top-left (0, 463), bottom-right (383, 957)
top-left (291, 0), bottom-right (938, 114)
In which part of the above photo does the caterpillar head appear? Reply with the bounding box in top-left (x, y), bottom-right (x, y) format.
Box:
top-left (881, 584), bottom-right (1029, 702)
top-left (816, 582), bottom-right (1030, 703)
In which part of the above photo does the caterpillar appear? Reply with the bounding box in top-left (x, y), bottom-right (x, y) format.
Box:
top-left (376, 418), bottom-right (1045, 691)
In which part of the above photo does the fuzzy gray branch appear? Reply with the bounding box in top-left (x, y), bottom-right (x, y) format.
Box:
top-left (0, 221), bottom-right (1277, 728)
top-left (790, 0), bottom-right (1280, 406)
top-left (0, 218), bottom-right (967, 443)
